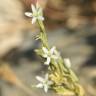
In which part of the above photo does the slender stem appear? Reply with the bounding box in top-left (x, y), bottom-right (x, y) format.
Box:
top-left (37, 20), bottom-right (49, 49)
top-left (38, 20), bottom-right (45, 33)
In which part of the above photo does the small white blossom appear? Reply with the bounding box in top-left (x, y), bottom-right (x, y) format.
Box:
top-left (25, 2), bottom-right (44, 24)
top-left (36, 74), bottom-right (53, 93)
top-left (42, 46), bottom-right (60, 65)
top-left (64, 58), bottom-right (71, 68)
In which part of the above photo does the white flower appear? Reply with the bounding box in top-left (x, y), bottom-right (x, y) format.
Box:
top-left (36, 74), bottom-right (53, 93)
top-left (25, 2), bottom-right (44, 24)
top-left (42, 46), bottom-right (60, 65)
top-left (64, 58), bottom-right (71, 68)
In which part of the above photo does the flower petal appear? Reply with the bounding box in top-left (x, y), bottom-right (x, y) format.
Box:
top-left (64, 58), bottom-right (71, 68)
top-left (32, 17), bottom-right (37, 24)
top-left (50, 46), bottom-right (56, 54)
top-left (44, 84), bottom-right (48, 93)
top-left (42, 47), bottom-right (48, 54)
top-left (36, 2), bottom-right (40, 9)
top-left (38, 16), bottom-right (44, 21)
top-left (36, 83), bottom-right (43, 88)
top-left (25, 12), bottom-right (32, 17)
top-left (45, 73), bottom-right (49, 80)
top-left (36, 76), bottom-right (44, 82)
top-left (31, 4), bottom-right (37, 13)
top-left (44, 57), bottom-right (50, 65)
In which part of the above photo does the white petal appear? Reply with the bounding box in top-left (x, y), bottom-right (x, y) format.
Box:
top-left (25, 12), bottom-right (32, 17)
top-left (44, 57), bottom-right (50, 65)
top-left (36, 83), bottom-right (43, 88)
top-left (50, 46), bottom-right (56, 54)
top-left (31, 4), bottom-right (36, 13)
top-left (42, 47), bottom-right (48, 54)
top-left (38, 16), bottom-right (44, 21)
top-left (44, 85), bottom-right (48, 93)
top-left (32, 17), bottom-right (37, 24)
top-left (64, 58), bottom-right (71, 68)
top-left (36, 76), bottom-right (44, 82)
top-left (36, 2), bottom-right (40, 9)
top-left (45, 73), bottom-right (49, 80)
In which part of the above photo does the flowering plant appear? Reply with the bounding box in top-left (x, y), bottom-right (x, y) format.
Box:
top-left (25, 2), bottom-right (84, 96)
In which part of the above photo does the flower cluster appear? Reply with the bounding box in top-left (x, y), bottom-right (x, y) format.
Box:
top-left (25, 2), bottom-right (44, 24)
top-left (42, 46), bottom-right (60, 65)
top-left (36, 74), bottom-right (53, 93)
top-left (25, 2), bottom-right (84, 96)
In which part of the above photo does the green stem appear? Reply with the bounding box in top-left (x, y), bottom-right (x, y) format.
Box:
top-left (37, 20), bottom-right (49, 49)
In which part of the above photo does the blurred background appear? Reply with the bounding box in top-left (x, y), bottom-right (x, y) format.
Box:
top-left (0, 0), bottom-right (96, 96)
